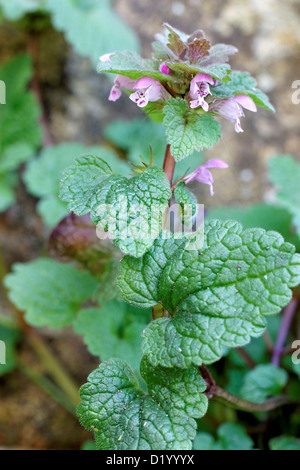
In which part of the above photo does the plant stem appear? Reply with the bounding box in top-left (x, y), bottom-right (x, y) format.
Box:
top-left (27, 33), bottom-right (53, 147)
top-left (152, 304), bottom-right (168, 320)
top-left (236, 347), bottom-right (256, 369)
top-left (213, 386), bottom-right (291, 412)
top-left (200, 364), bottom-right (216, 399)
top-left (200, 364), bottom-right (292, 412)
top-left (163, 144), bottom-right (175, 185)
top-left (18, 360), bottom-right (76, 414)
top-left (272, 296), bottom-right (298, 367)
top-left (26, 330), bottom-right (80, 406)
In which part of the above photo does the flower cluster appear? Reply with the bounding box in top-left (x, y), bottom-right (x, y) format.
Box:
top-left (106, 73), bottom-right (170, 108)
top-left (99, 23), bottom-right (259, 134)
top-left (97, 24), bottom-right (274, 197)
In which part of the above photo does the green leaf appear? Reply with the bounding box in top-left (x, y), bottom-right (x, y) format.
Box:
top-left (0, 172), bottom-right (17, 211)
top-left (268, 155), bottom-right (300, 240)
top-left (60, 156), bottom-right (172, 257)
top-left (81, 440), bottom-right (97, 450)
top-left (241, 364), bottom-right (288, 403)
top-left (59, 153), bottom-right (113, 216)
top-left (174, 182), bottom-right (197, 220)
top-left (117, 234), bottom-right (187, 308)
top-left (207, 203), bottom-right (300, 252)
top-left (4, 259), bottom-right (98, 328)
top-left (0, 55), bottom-right (42, 157)
top-left (163, 98), bottom-right (221, 161)
top-left (0, 143), bottom-right (34, 173)
top-left (36, 196), bottom-right (70, 228)
top-left (118, 220), bottom-right (300, 367)
top-left (77, 357), bottom-right (208, 450)
top-left (73, 301), bottom-right (151, 370)
top-left (97, 50), bottom-right (176, 82)
top-left (94, 258), bottom-right (122, 302)
top-left (212, 71), bottom-right (275, 112)
top-left (45, 0), bottom-right (139, 65)
top-left (24, 143), bottom-right (129, 227)
top-left (0, 55), bottom-right (42, 211)
top-left (104, 118), bottom-right (204, 181)
top-left (167, 61), bottom-right (231, 81)
top-left (90, 167), bottom-right (171, 258)
top-left (0, 0), bottom-right (42, 20)
top-left (269, 436), bottom-right (300, 450)
top-left (0, 320), bottom-right (20, 376)
top-left (194, 423), bottom-right (254, 450)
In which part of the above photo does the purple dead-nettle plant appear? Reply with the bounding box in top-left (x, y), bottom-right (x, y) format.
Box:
top-left (58, 24), bottom-right (300, 452)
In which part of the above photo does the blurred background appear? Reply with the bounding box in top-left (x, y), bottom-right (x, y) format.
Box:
top-left (0, 0), bottom-right (299, 449)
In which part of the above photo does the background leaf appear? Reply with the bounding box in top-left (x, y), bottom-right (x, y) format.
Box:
top-left (0, 54), bottom-right (42, 211)
top-left (268, 155), bottom-right (300, 240)
top-left (0, 319), bottom-right (20, 376)
top-left (194, 423), bottom-right (254, 450)
top-left (45, 0), bottom-right (139, 65)
top-left (269, 435), bottom-right (300, 450)
top-left (73, 301), bottom-right (151, 370)
top-left (0, 0), bottom-right (43, 20)
top-left (241, 364), bottom-right (288, 403)
top-left (4, 259), bottom-right (98, 328)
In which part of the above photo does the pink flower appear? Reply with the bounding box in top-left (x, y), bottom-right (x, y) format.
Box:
top-left (184, 159), bottom-right (229, 196)
top-left (189, 73), bottom-right (215, 111)
top-left (210, 95), bottom-right (257, 133)
top-left (99, 53), bottom-right (113, 62)
top-left (108, 75), bottom-right (136, 102)
top-left (129, 76), bottom-right (168, 108)
top-left (108, 75), bottom-right (170, 107)
top-left (159, 62), bottom-right (172, 76)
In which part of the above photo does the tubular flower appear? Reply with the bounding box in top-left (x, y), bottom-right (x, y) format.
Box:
top-left (184, 159), bottom-right (229, 196)
top-left (159, 62), bottom-right (172, 76)
top-left (189, 73), bottom-right (215, 111)
top-left (210, 95), bottom-right (257, 133)
top-left (108, 75), bottom-right (136, 102)
top-left (129, 76), bottom-right (169, 108)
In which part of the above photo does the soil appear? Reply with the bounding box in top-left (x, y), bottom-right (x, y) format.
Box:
top-left (0, 0), bottom-right (299, 449)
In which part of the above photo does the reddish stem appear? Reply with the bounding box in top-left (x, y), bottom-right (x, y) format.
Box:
top-left (163, 144), bottom-right (175, 185)
top-left (200, 364), bottom-right (292, 412)
top-left (200, 364), bottom-right (216, 398)
top-left (236, 347), bottom-right (256, 369)
top-left (213, 386), bottom-right (291, 412)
